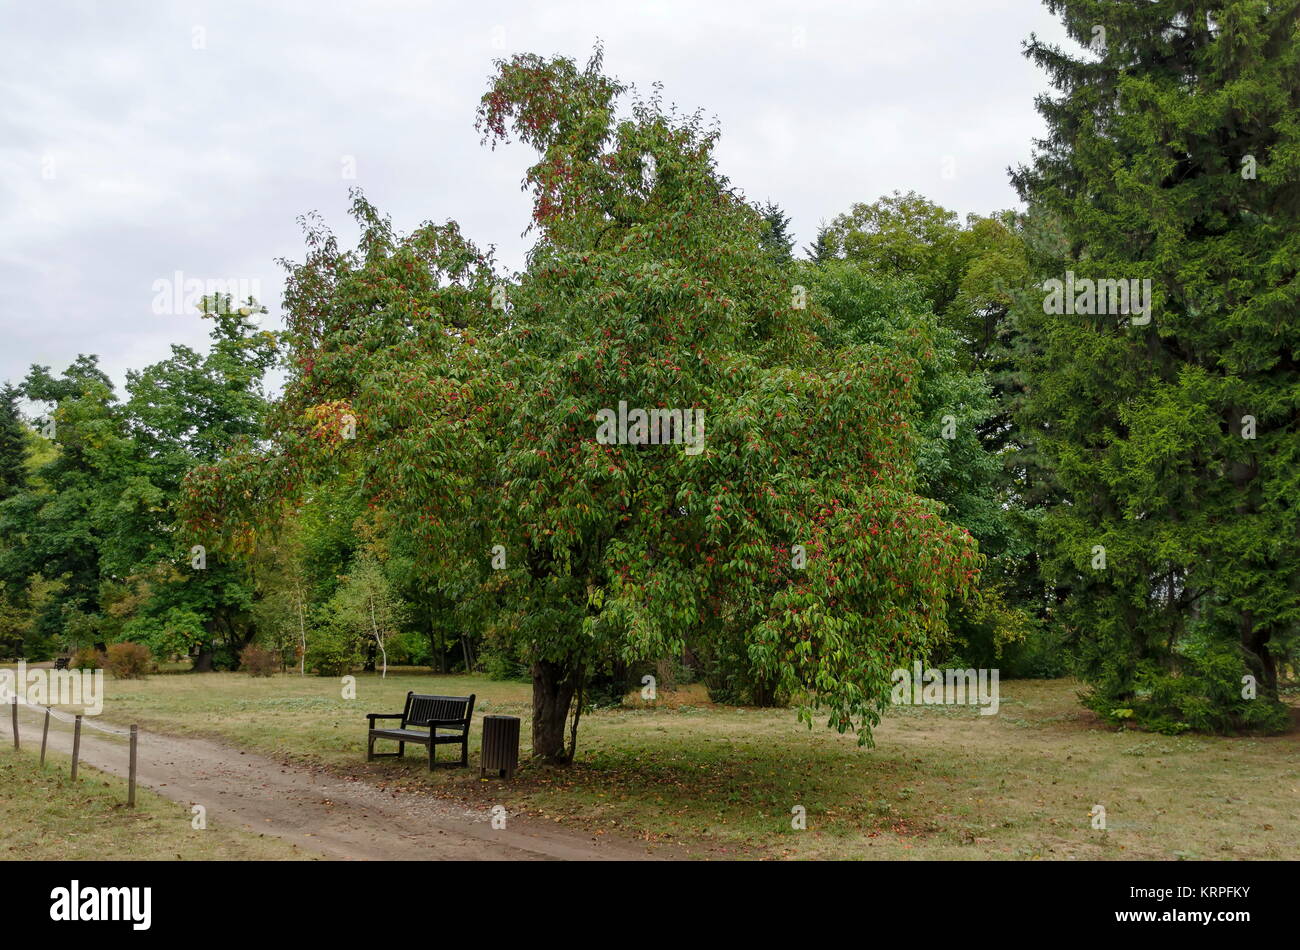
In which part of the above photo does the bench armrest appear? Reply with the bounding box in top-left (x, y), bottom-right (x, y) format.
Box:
top-left (366, 713), bottom-right (405, 722)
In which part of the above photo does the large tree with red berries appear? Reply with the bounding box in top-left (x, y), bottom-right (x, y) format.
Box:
top-left (183, 49), bottom-right (979, 763)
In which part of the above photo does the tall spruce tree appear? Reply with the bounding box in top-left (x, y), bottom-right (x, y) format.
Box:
top-left (803, 222), bottom-right (839, 265)
top-left (1012, 0), bottom-right (1299, 732)
top-left (756, 200), bottom-right (795, 264)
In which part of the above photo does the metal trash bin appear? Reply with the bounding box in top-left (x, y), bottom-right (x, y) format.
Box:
top-left (480, 714), bottom-right (520, 779)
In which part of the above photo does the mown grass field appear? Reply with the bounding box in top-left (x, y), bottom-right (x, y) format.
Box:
top-left (0, 744), bottom-right (306, 860)
top-left (83, 670), bottom-right (1300, 860)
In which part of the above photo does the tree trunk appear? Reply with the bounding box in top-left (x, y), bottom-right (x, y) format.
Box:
top-left (750, 670), bottom-right (780, 707)
top-left (296, 588), bottom-right (307, 676)
top-left (1230, 444), bottom-right (1276, 700)
top-left (369, 599), bottom-right (387, 678)
top-left (531, 659), bottom-right (578, 764)
top-left (429, 619), bottom-right (448, 674)
top-left (1240, 610), bottom-right (1278, 701)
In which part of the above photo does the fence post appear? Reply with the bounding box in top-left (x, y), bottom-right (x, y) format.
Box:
top-left (10, 697), bottom-right (16, 750)
top-left (40, 707), bottom-right (50, 766)
top-left (71, 715), bottom-right (82, 781)
top-left (127, 725), bottom-right (138, 808)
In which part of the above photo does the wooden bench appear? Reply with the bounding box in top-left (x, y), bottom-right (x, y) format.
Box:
top-left (53, 657), bottom-right (70, 670)
top-left (366, 692), bottom-right (475, 770)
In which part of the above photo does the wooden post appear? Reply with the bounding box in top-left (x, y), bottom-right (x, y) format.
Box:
top-left (40, 707), bottom-right (50, 766)
top-left (10, 697), bottom-right (17, 750)
top-left (70, 715), bottom-right (82, 781)
top-left (127, 725), bottom-right (138, 808)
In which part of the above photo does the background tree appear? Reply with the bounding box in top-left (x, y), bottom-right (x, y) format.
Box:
top-left (328, 552), bottom-right (404, 679)
top-left (803, 196), bottom-right (1061, 672)
top-left (0, 386), bottom-right (38, 657)
top-left (248, 515), bottom-right (313, 673)
top-left (803, 221), bottom-right (838, 265)
top-left (755, 199), bottom-right (795, 264)
top-left (825, 191), bottom-right (969, 317)
top-left (0, 385), bottom-right (28, 501)
top-left (805, 260), bottom-right (1042, 668)
top-left (0, 356), bottom-right (121, 658)
top-left (0, 299), bottom-right (276, 665)
top-left (107, 297), bottom-right (276, 669)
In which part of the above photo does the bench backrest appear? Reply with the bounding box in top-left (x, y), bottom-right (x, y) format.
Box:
top-left (402, 692), bottom-right (475, 729)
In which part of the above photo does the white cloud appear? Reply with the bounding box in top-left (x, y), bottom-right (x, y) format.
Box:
top-left (0, 0), bottom-right (1070, 388)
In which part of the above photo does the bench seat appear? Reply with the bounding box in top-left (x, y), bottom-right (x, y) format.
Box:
top-left (369, 727), bottom-right (467, 744)
top-left (365, 692), bottom-right (476, 769)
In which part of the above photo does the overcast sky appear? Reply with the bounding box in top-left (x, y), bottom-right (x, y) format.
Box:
top-left (0, 0), bottom-right (1072, 392)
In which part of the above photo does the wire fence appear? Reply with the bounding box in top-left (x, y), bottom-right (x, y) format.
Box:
top-left (7, 696), bottom-right (139, 807)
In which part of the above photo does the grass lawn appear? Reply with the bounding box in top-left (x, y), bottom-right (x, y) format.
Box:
top-left (93, 671), bottom-right (1298, 860)
top-left (0, 744), bottom-right (307, 860)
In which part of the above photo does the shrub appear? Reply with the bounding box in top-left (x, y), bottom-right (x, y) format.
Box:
top-left (239, 644), bottom-right (278, 677)
top-left (209, 645), bottom-right (239, 671)
top-left (69, 647), bottom-right (102, 670)
top-left (1083, 642), bottom-right (1291, 735)
top-left (306, 623), bottom-right (360, 677)
top-left (584, 659), bottom-right (640, 708)
top-left (104, 642), bottom-right (151, 680)
top-left (484, 649), bottom-right (529, 682)
top-left (696, 633), bottom-right (788, 707)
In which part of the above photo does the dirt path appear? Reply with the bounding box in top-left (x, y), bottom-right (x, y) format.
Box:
top-left (11, 705), bottom-right (666, 861)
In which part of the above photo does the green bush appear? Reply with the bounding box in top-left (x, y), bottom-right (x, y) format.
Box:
top-left (209, 645), bottom-right (240, 672)
top-left (584, 659), bottom-right (641, 709)
top-left (938, 580), bottom-right (1074, 679)
top-left (388, 630), bottom-right (431, 667)
top-left (949, 622), bottom-right (1074, 679)
top-left (306, 623), bottom-right (360, 677)
top-left (1084, 642), bottom-right (1290, 735)
top-left (695, 632), bottom-right (786, 707)
top-left (483, 648), bottom-right (529, 682)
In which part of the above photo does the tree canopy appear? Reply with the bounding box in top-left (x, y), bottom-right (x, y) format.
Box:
top-left (182, 49), bottom-right (980, 760)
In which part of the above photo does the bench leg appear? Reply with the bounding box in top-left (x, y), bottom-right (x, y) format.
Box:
top-left (367, 734), bottom-right (407, 760)
top-left (428, 740), bottom-right (436, 770)
top-left (460, 738), bottom-right (468, 768)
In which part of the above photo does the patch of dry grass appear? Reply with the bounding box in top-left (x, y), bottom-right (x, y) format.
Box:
top-left (92, 672), bottom-right (1299, 860)
top-left (0, 745), bottom-right (307, 860)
